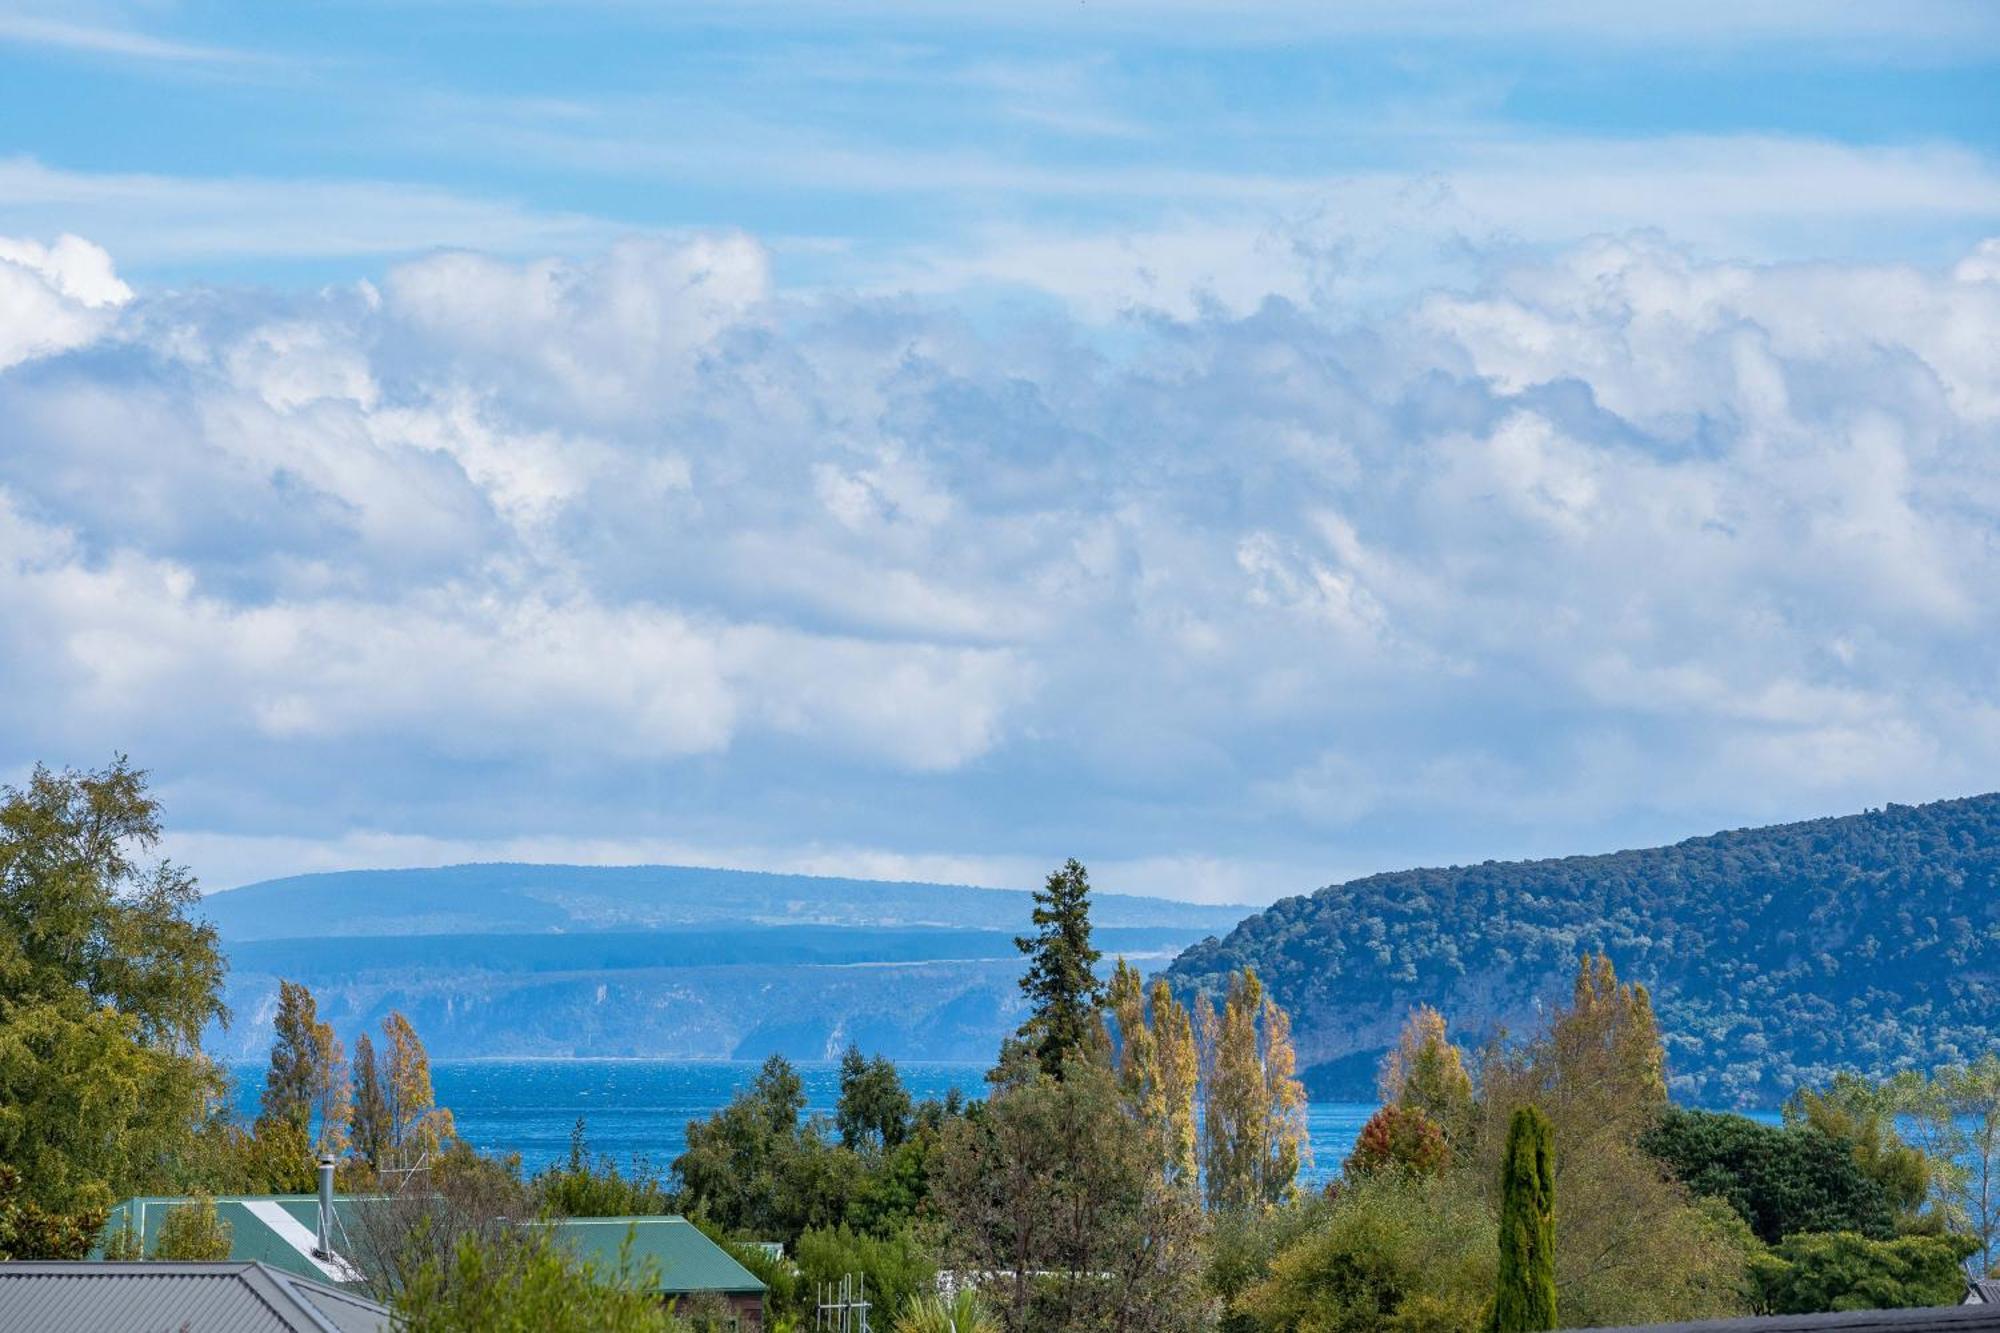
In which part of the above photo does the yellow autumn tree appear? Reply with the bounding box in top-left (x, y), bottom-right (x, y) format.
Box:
top-left (381, 1012), bottom-right (455, 1174)
top-left (1199, 968), bottom-right (1308, 1211)
top-left (1380, 1005), bottom-right (1476, 1143)
top-left (1152, 979), bottom-right (1200, 1190)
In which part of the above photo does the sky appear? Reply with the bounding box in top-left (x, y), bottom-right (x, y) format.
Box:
top-left (1, 2), bottom-right (1998, 904)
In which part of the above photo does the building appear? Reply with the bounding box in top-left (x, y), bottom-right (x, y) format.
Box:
top-left (97, 1194), bottom-right (767, 1327)
top-left (539, 1215), bottom-right (768, 1330)
top-left (0, 1260), bottom-right (393, 1332)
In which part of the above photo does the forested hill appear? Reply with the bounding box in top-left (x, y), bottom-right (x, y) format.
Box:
top-left (1166, 794), bottom-right (2000, 1107)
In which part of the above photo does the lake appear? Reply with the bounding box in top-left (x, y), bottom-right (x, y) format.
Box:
top-left (230, 1058), bottom-right (1375, 1188)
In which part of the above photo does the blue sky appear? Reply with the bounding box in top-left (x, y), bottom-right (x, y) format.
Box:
top-left (2, 2), bottom-right (1998, 902)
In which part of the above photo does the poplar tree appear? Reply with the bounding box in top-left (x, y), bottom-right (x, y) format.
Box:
top-left (259, 980), bottom-right (350, 1158)
top-left (1492, 1106), bottom-right (1558, 1333)
top-left (1199, 968), bottom-right (1308, 1211)
top-left (349, 1031), bottom-right (391, 1173)
top-left (1013, 859), bottom-right (1104, 1079)
top-left (1109, 960), bottom-right (1161, 1121)
top-left (1151, 979), bottom-right (1200, 1190)
top-left (382, 1011), bottom-right (454, 1171)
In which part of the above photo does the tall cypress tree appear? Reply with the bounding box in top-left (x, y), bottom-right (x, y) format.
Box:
top-left (1014, 858), bottom-right (1105, 1079)
top-left (1492, 1105), bottom-right (1558, 1333)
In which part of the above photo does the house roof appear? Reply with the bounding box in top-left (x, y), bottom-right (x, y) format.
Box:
top-left (99, 1195), bottom-right (386, 1286)
top-left (537, 1216), bottom-right (768, 1295)
top-left (100, 1197), bottom-right (765, 1298)
top-left (1968, 1281), bottom-right (2000, 1306)
top-left (1570, 1304), bottom-right (2000, 1333)
top-left (0, 1260), bottom-right (392, 1333)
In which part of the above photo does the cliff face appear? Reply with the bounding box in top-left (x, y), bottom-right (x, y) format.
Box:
top-left (1165, 795), bottom-right (2000, 1106)
top-left (200, 864), bottom-right (1245, 1061)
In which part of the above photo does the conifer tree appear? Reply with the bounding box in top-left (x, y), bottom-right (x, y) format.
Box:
top-left (1013, 858), bottom-right (1105, 1079)
top-left (1491, 1105), bottom-right (1558, 1333)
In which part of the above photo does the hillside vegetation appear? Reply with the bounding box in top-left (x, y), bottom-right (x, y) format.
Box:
top-left (1166, 794), bottom-right (2000, 1104)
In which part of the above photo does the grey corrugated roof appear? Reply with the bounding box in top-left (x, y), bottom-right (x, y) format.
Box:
top-left (1569, 1304), bottom-right (2000, 1333)
top-left (1968, 1281), bottom-right (2000, 1306)
top-left (0, 1260), bottom-right (393, 1333)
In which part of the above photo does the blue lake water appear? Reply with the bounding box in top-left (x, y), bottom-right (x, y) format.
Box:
top-left (230, 1059), bottom-right (1375, 1188)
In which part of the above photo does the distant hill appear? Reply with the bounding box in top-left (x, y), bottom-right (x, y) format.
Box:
top-left (201, 863), bottom-right (1248, 1063)
top-left (1165, 794), bottom-right (2000, 1107)
top-left (200, 862), bottom-right (1250, 940)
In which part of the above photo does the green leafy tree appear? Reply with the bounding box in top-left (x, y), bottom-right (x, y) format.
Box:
top-left (673, 1054), bottom-right (861, 1245)
top-left (1490, 1106), bottom-right (1556, 1333)
top-left (395, 1224), bottom-right (685, 1333)
top-left (929, 1051), bottom-right (1210, 1333)
top-left (1013, 859), bottom-right (1105, 1079)
top-left (155, 1191), bottom-right (233, 1261)
top-left (1900, 1055), bottom-right (2000, 1268)
top-left (1749, 1231), bottom-right (1978, 1314)
top-left (1641, 1108), bottom-right (1895, 1244)
top-left (1784, 1074), bottom-right (1931, 1224)
top-left (0, 760), bottom-right (228, 1216)
top-left (0, 1163), bottom-right (107, 1260)
top-left (257, 979), bottom-right (350, 1161)
top-left (1239, 1173), bottom-right (1493, 1333)
top-left (794, 1223), bottom-right (936, 1327)
top-left (350, 1031), bottom-right (391, 1175)
top-left (837, 1045), bottom-right (913, 1152)
top-left (533, 1118), bottom-right (671, 1218)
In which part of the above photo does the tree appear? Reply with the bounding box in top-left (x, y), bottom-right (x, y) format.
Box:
top-left (155, 1191), bottom-right (233, 1261)
top-left (673, 1054), bottom-right (860, 1245)
top-left (1784, 1073), bottom-right (1930, 1224)
top-left (1382, 1006), bottom-right (1475, 1144)
top-left (838, 1044), bottom-right (913, 1153)
top-left (1153, 979), bottom-right (1201, 1190)
top-left (1641, 1108), bottom-right (1895, 1244)
top-left (350, 1031), bottom-right (391, 1174)
top-left (1239, 1173), bottom-right (1492, 1333)
top-left (928, 1052), bottom-right (1211, 1333)
top-left (533, 1118), bottom-right (670, 1218)
top-left (258, 979), bottom-right (350, 1160)
top-left (382, 1011), bottom-right (455, 1172)
top-left (1491, 1106), bottom-right (1557, 1333)
top-left (0, 1163), bottom-right (107, 1260)
top-left (1898, 1056), bottom-right (2000, 1268)
top-left (1201, 968), bottom-right (1308, 1211)
top-left (394, 1223), bottom-right (684, 1333)
top-left (1014, 858), bottom-right (1105, 1079)
top-left (1346, 1105), bottom-right (1451, 1181)
top-left (1749, 1231), bottom-right (1978, 1314)
top-left (0, 760), bottom-right (226, 1213)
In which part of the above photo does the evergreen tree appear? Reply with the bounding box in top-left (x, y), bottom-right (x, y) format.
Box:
top-left (837, 1044), bottom-right (912, 1152)
top-left (1491, 1106), bottom-right (1557, 1333)
top-left (1013, 859), bottom-right (1105, 1079)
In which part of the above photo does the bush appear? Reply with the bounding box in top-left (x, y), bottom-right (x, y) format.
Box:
top-left (155, 1192), bottom-right (233, 1261)
top-left (1749, 1231), bottom-right (1979, 1314)
top-left (396, 1225), bottom-right (686, 1333)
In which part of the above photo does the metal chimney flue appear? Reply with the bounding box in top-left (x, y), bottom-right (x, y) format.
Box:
top-left (315, 1155), bottom-right (335, 1258)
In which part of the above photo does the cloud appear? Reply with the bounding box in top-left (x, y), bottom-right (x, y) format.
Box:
top-left (0, 14), bottom-right (267, 67)
top-left (2, 226), bottom-right (1999, 901)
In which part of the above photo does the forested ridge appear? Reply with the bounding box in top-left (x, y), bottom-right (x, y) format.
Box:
top-left (1167, 793), bottom-right (2000, 1104)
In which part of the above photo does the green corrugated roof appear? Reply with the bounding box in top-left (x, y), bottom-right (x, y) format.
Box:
top-left (539, 1217), bottom-right (767, 1295)
top-left (98, 1199), bottom-right (763, 1297)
